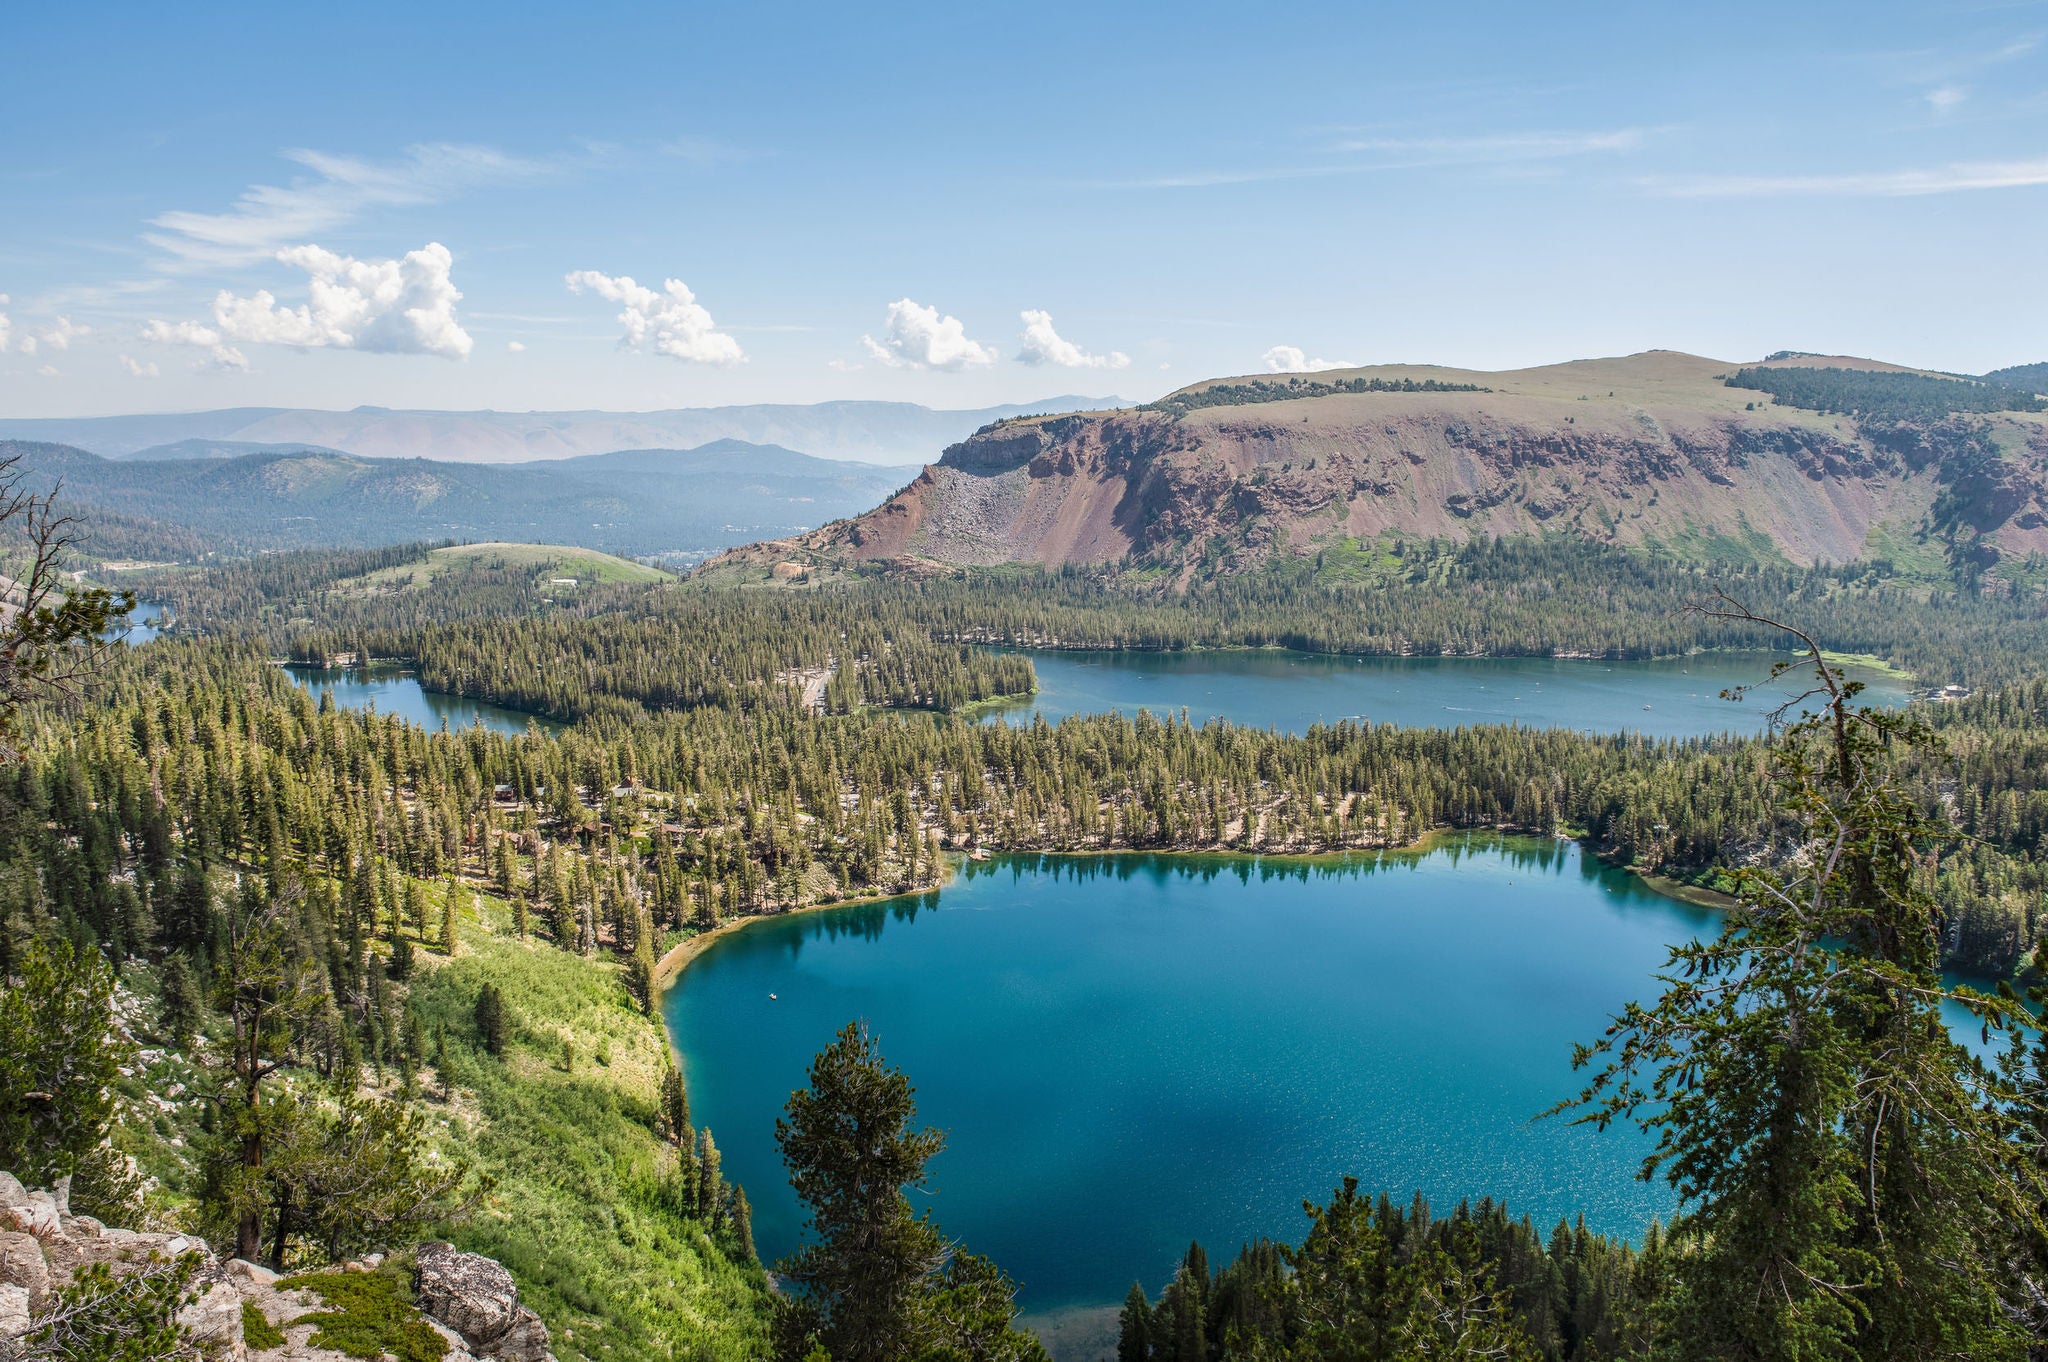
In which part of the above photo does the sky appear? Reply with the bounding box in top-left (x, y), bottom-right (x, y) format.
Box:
top-left (2, 0), bottom-right (2045, 418)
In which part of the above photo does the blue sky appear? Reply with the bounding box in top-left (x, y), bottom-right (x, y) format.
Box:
top-left (2, 0), bottom-right (2045, 417)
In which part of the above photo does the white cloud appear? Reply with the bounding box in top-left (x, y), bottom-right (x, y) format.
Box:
top-left (1650, 156), bottom-right (2048, 198)
top-left (507, 340), bottom-right (527, 353)
top-left (138, 319), bottom-right (251, 371)
top-left (1017, 310), bottom-right (1129, 369)
top-left (565, 269), bottom-right (744, 365)
top-left (861, 298), bottom-right (997, 371)
top-left (0, 295), bottom-right (9, 353)
top-left (34, 365), bottom-right (58, 378)
top-left (827, 358), bottom-right (863, 372)
top-left (35, 316), bottom-right (89, 351)
top-left (147, 143), bottom-right (548, 269)
top-left (192, 241), bottom-right (472, 359)
top-left (17, 337), bottom-right (33, 356)
top-left (1926, 85), bottom-right (1968, 113)
top-left (1263, 345), bottom-right (1354, 374)
top-left (119, 355), bottom-right (159, 378)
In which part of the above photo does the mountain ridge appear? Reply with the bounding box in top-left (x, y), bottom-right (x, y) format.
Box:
top-left (711, 351), bottom-right (2048, 583)
top-left (1, 437), bottom-right (920, 561)
top-left (0, 395), bottom-right (1128, 465)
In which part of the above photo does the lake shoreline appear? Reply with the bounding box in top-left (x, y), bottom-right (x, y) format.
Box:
top-left (653, 827), bottom-right (1726, 1006)
top-left (980, 639), bottom-right (1916, 684)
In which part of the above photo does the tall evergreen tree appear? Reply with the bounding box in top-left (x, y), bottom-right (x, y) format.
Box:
top-left (772, 1021), bottom-right (1046, 1361)
top-left (1559, 602), bottom-right (2048, 1360)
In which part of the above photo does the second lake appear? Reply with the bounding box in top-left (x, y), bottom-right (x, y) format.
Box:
top-left (991, 648), bottom-right (1909, 739)
top-left (283, 664), bottom-right (557, 738)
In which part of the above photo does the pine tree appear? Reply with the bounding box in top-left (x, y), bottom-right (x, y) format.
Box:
top-left (659, 1060), bottom-right (691, 1149)
top-left (697, 1128), bottom-right (723, 1225)
top-left (732, 1185), bottom-right (756, 1264)
top-left (1559, 605), bottom-right (2048, 1360)
top-left (472, 983), bottom-right (506, 1057)
top-left (156, 953), bottom-right (202, 1049)
top-left (441, 881), bottom-right (464, 955)
top-left (1117, 1283), bottom-right (1153, 1362)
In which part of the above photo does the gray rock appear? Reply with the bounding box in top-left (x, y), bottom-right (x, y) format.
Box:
top-left (227, 1258), bottom-right (280, 1286)
top-left (427, 1318), bottom-right (480, 1362)
top-left (49, 1176), bottom-right (69, 1217)
top-left (60, 1215), bottom-right (103, 1240)
top-left (0, 1231), bottom-right (49, 1309)
top-left (0, 1175), bottom-right (27, 1212)
top-left (413, 1242), bottom-right (555, 1362)
top-left (176, 1278), bottom-right (245, 1361)
top-left (4, 1193), bottom-right (58, 1239)
top-left (0, 1282), bottom-right (30, 1342)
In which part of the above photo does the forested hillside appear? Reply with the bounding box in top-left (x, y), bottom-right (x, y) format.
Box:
top-left (0, 438), bottom-right (917, 559)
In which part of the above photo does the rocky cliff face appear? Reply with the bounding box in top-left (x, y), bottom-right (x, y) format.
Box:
top-left (0, 1170), bottom-right (552, 1362)
top-left (725, 352), bottom-right (2048, 581)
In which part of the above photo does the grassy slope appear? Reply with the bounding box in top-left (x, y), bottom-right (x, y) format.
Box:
top-left (110, 883), bottom-right (769, 1362)
top-left (347, 544), bottom-right (673, 592)
top-left (401, 894), bottom-right (770, 1362)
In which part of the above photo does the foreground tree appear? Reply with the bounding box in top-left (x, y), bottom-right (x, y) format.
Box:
top-left (0, 937), bottom-right (131, 1185)
top-left (197, 876), bottom-right (324, 1264)
top-left (1558, 599), bottom-right (2048, 1360)
top-left (7, 1254), bottom-right (201, 1362)
top-left (772, 1020), bottom-right (1045, 1361)
top-left (0, 451), bottom-right (132, 762)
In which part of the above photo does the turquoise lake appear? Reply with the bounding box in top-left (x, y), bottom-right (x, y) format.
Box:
top-left (992, 649), bottom-right (1909, 738)
top-left (283, 665), bottom-right (557, 738)
top-left (667, 838), bottom-right (1717, 1313)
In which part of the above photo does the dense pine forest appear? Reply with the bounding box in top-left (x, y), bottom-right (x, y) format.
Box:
top-left (9, 523), bottom-right (2048, 1361)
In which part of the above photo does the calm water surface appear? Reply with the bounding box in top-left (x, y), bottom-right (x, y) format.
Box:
top-left (117, 601), bottom-right (165, 647)
top-left (283, 665), bottom-right (556, 738)
top-left (668, 839), bottom-right (1715, 1312)
top-left (994, 649), bottom-right (1908, 739)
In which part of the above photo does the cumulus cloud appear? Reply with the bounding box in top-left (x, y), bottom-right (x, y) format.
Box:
top-left (144, 242), bottom-right (471, 366)
top-left (119, 355), bottom-right (160, 378)
top-left (35, 316), bottom-right (89, 351)
top-left (565, 269), bottom-right (744, 365)
top-left (206, 241), bottom-right (471, 357)
top-left (138, 319), bottom-right (251, 371)
top-left (4, 313), bottom-right (91, 357)
top-left (507, 340), bottom-right (526, 353)
top-left (34, 365), bottom-right (58, 378)
top-left (1263, 345), bottom-right (1355, 373)
top-left (861, 298), bottom-right (997, 371)
top-left (1017, 310), bottom-right (1129, 369)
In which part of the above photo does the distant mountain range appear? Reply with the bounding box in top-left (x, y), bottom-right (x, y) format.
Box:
top-left (2, 438), bottom-right (922, 561)
top-left (717, 351), bottom-right (2048, 585)
top-left (0, 396), bottom-right (1128, 466)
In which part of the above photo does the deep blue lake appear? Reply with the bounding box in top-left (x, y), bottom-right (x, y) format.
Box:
top-left (993, 649), bottom-right (1908, 739)
top-left (667, 838), bottom-right (1715, 1314)
top-left (282, 664), bottom-right (556, 737)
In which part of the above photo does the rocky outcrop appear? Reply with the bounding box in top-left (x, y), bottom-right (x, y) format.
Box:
top-left (0, 1171), bottom-right (550, 1362)
top-left (413, 1243), bottom-right (554, 1362)
top-left (1, 1171), bottom-right (243, 1360)
top-left (735, 352), bottom-right (2048, 580)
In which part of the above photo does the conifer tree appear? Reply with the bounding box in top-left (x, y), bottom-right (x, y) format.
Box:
top-left (1559, 601), bottom-right (2048, 1360)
